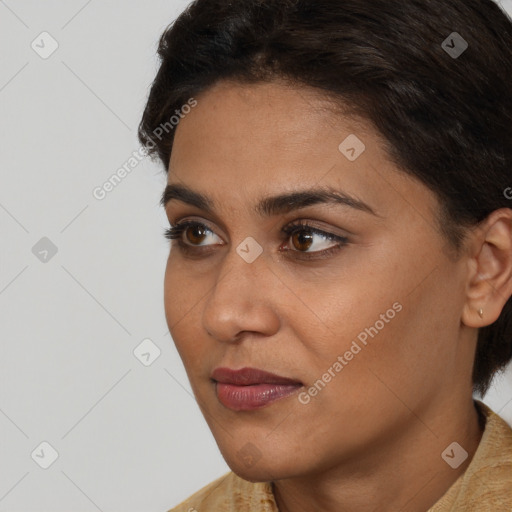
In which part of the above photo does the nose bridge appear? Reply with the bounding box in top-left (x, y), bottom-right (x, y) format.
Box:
top-left (217, 231), bottom-right (269, 295)
top-left (201, 242), bottom-right (279, 341)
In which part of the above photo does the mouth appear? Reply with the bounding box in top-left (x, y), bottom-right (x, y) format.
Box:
top-left (211, 367), bottom-right (304, 411)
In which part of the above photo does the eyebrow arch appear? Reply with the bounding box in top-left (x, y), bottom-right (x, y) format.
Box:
top-left (161, 183), bottom-right (379, 217)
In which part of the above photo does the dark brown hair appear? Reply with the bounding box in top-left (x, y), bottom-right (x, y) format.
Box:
top-left (138, 0), bottom-right (512, 395)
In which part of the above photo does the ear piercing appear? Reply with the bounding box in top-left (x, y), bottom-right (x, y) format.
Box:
top-left (478, 308), bottom-right (484, 318)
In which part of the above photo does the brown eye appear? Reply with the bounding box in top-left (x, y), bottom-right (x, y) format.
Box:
top-left (291, 230), bottom-right (314, 252)
top-left (281, 222), bottom-right (349, 258)
top-left (185, 224), bottom-right (208, 245)
top-left (164, 221), bottom-right (221, 247)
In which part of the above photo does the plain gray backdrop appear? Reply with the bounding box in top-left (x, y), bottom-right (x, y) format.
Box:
top-left (1, 1), bottom-right (511, 511)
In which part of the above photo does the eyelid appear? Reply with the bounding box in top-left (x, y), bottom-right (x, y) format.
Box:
top-left (169, 216), bottom-right (226, 240)
top-left (280, 218), bottom-right (349, 240)
top-left (168, 210), bottom-right (231, 239)
top-left (169, 214), bottom-right (349, 239)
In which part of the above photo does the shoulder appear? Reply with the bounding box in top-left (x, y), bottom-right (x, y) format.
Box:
top-left (461, 401), bottom-right (512, 506)
top-left (166, 471), bottom-right (278, 512)
top-left (429, 400), bottom-right (512, 511)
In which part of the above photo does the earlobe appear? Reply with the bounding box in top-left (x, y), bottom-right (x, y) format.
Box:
top-left (461, 208), bottom-right (512, 329)
top-left (462, 304), bottom-right (488, 328)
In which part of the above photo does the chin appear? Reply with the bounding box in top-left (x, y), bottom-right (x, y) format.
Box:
top-left (221, 446), bottom-right (303, 483)
top-left (227, 461), bottom-right (285, 483)
top-left (230, 466), bottom-right (273, 483)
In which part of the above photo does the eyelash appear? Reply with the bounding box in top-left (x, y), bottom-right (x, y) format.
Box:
top-left (163, 220), bottom-right (349, 260)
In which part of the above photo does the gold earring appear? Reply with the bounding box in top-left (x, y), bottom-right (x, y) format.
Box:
top-left (478, 308), bottom-right (484, 318)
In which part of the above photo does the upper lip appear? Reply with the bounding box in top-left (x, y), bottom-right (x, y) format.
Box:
top-left (211, 367), bottom-right (302, 386)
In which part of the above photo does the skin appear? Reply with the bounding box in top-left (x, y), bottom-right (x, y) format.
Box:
top-left (162, 79), bottom-right (512, 512)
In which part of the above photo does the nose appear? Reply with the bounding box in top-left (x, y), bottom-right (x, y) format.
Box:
top-left (201, 245), bottom-right (281, 343)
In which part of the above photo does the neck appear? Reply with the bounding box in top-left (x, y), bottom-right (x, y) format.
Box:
top-left (273, 396), bottom-right (484, 512)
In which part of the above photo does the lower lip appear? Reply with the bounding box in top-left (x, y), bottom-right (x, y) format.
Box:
top-left (215, 382), bottom-right (302, 411)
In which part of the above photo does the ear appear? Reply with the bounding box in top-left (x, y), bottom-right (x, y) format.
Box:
top-left (462, 208), bottom-right (512, 328)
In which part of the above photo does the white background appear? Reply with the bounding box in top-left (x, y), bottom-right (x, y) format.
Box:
top-left (0, 1), bottom-right (511, 511)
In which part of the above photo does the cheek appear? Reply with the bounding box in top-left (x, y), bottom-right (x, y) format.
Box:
top-left (163, 262), bottom-right (182, 326)
top-left (163, 258), bottom-right (199, 355)
top-left (288, 272), bottom-right (402, 365)
top-left (163, 255), bottom-right (201, 327)
top-left (163, 258), bottom-right (215, 371)
top-left (289, 254), bottom-right (444, 403)
top-left (316, 281), bottom-right (459, 416)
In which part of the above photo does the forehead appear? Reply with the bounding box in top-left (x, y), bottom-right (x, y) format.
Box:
top-left (166, 80), bottom-right (437, 222)
top-left (169, 79), bottom-right (370, 171)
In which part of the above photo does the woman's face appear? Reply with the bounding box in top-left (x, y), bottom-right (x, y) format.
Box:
top-left (163, 79), bottom-right (475, 480)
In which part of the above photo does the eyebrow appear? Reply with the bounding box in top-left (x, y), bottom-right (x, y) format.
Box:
top-left (160, 183), bottom-right (378, 217)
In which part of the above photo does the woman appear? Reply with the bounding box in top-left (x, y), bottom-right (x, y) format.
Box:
top-left (139, 0), bottom-right (512, 510)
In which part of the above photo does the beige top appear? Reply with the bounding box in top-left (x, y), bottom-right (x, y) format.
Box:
top-left (168, 400), bottom-right (512, 511)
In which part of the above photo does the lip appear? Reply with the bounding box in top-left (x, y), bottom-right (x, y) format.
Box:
top-left (211, 367), bottom-right (303, 411)
top-left (211, 367), bottom-right (303, 386)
